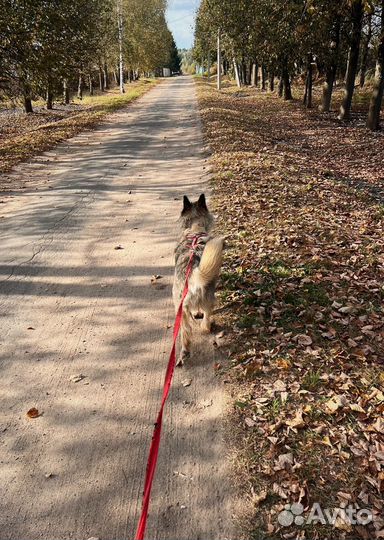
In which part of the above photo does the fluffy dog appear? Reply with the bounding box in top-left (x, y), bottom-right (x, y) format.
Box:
top-left (172, 194), bottom-right (223, 366)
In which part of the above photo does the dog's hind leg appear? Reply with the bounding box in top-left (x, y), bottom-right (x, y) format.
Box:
top-left (201, 306), bottom-right (213, 333)
top-left (177, 308), bottom-right (192, 366)
top-left (201, 286), bottom-right (215, 334)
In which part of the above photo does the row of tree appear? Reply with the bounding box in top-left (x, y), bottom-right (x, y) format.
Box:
top-left (194, 0), bottom-right (384, 130)
top-left (0, 0), bottom-right (180, 112)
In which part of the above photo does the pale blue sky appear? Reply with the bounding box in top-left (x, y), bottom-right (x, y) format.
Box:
top-left (166, 0), bottom-right (200, 49)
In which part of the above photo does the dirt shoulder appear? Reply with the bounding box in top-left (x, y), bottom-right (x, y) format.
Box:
top-left (0, 80), bottom-right (159, 182)
top-left (197, 79), bottom-right (384, 540)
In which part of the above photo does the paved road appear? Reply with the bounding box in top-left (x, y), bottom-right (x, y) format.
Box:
top-left (0, 77), bottom-right (234, 540)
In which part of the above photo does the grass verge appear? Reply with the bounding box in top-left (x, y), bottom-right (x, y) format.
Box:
top-left (0, 80), bottom-right (160, 175)
top-left (196, 79), bottom-right (384, 540)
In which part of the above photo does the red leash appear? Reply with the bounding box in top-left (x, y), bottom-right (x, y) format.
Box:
top-left (134, 235), bottom-right (199, 540)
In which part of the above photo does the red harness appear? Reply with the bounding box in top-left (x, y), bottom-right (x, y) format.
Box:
top-left (134, 234), bottom-right (201, 540)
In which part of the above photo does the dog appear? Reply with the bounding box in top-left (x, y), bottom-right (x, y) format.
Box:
top-left (172, 194), bottom-right (224, 366)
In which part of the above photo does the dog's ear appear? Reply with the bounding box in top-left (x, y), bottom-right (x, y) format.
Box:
top-left (182, 195), bottom-right (192, 214)
top-left (197, 193), bottom-right (208, 210)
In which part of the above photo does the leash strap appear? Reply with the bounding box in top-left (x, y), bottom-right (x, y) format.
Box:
top-left (134, 236), bottom-right (198, 540)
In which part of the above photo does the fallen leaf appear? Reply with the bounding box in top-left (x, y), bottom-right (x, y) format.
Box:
top-left (286, 409), bottom-right (305, 428)
top-left (275, 358), bottom-right (292, 369)
top-left (349, 403), bottom-right (365, 413)
top-left (27, 407), bottom-right (40, 418)
top-left (272, 482), bottom-right (288, 499)
top-left (70, 374), bottom-right (85, 383)
top-left (334, 514), bottom-right (352, 532)
top-left (276, 452), bottom-right (294, 470)
top-left (182, 378), bottom-right (192, 387)
top-left (325, 395), bottom-right (348, 414)
top-left (296, 334), bottom-right (313, 346)
top-left (321, 435), bottom-right (333, 447)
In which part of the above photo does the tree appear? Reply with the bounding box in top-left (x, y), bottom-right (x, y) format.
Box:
top-left (367, 0), bottom-right (384, 129)
top-left (360, 11), bottom-right (373, 86)
top-left (167, 37), bottom-right (181, 73)
top-left (193, 0), bottom-right (382, 125)
top-left (339, 0), bottom-right (364, 120)
top-left (0, 0), bottom-right (176, 110)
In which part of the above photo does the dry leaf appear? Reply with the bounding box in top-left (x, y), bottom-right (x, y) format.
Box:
top-left (70, 374), bottom-right (85, 383)
top-left (325, 395), bottom-right (348, 414)
top-left (27, 407), bottom-right (40, 418)
top-left (286, 409), bottom-right (305, 428)
top-left (296, 334), bottom-right (313, 346)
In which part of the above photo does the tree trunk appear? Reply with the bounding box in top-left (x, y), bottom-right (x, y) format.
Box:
top-left (269, 72), bottom-right (274, 91)
top-left (261, 65), bottom-right (267, 91)
top-left (23, 83), bottom-right (33, 113)
top-left (251, 62), bottom-right (257, 86)
top-left (46, 83), bottom-right (53, 110)
top-left (233, 58), bottom-right (241, 87)
top-left (77, 74), bottom-right (83, 100)
top-left (282, 58), bottom-right (292, 100)
top-left (303, 75), bottom-right (308, 105)
top-left (316, 58), bottom-right (325, 77)
top-left (242, 62), bottom-right (247, 85)
top-left (321, 16), bottom-right (341, 112)
top-left (252, 61), bottom-right (259, 87)
top-left (360, 12), bottom-right (372, 87)
top-left (303, 52), bottom-right (313, 108)
top-left (117, 2), bottom-right (125, 94)
top-left (217, 30), bottom-right (222, 90)
top-left (339, 0), bottom-right (364, 120)
top-left (278, 74), bottom-right (283, 97)
top-left (63, 80), bottom-right (70, 104)
top-left (248, 61), bottom-right (252, 85)
top-left (251, 63), bottom-right (256, 86)
top-left (223, 58), bottom-right (229, 75)
top-left (367, 0), bottom-right (384, 130)
top-left (207, 50), bottom-right (211, 81)
top-left (103, 63), bottom-right (109, 89)
top-left (99, 67), bottom-right (104, 91)
top-left (89, 75), bottom-right (93, 96)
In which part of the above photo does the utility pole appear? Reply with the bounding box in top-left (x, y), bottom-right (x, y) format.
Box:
top-left (117, 0), bottom-right (125, 94)
top-left (217, 30), bottom-right (221, 90)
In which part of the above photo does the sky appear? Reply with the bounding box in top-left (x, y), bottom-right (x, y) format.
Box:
top-left (166, 0), bottom-right (200, 50)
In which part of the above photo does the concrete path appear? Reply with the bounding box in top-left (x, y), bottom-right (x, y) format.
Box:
top-left (0, 77), bottom-right (234, 540)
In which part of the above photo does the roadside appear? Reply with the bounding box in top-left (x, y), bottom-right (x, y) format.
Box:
top-left (0, 80), bottom-right (159, 180)
top-left (196, 79), bottom-right (384, 540)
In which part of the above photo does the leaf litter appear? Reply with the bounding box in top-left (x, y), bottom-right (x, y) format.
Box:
top-left (197, 80), bottom-right (384, 540)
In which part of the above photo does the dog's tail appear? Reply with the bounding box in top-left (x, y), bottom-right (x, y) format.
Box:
top-left (193, 238), bottom-right (224, 287)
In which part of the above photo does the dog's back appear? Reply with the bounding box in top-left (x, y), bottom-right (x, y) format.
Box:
top-left (172, 194), bottom-right (223, 365)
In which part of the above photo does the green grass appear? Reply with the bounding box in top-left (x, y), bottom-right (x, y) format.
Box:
top-left (284, 283), bottom-right (330, 307)
top-left (302, 369), bottom-right (322, 391)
